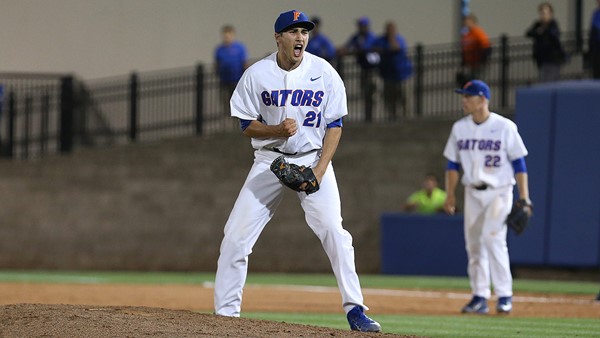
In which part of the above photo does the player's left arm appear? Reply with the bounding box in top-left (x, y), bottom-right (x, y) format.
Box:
top-left (513, 157), bottom-right (532, 215)
top-left (513, 157), bottom-right (529, 199)
top-left (312, 125), bottom-right (342, 183)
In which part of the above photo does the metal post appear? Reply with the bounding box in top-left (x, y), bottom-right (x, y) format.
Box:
top-left (575, 0), bottom-right (583, 53)
top-left (414, 44), bottom-right (424, 117)
top-left (500, 35), bottom-right (509, 109)
top-left (23, 96), bottom-right (32, 159)
top-left (41, 94), bottom-right (50, 155)
top-left (129, 72), bottom-right (138, 141)
top-left (60, 76), bottom-right (74, 154)
top-left (195, 64), bottom-right (204, 136)
top-left (6, 92), bottom-right (15, 158)
top-left (336, 56), bottom-right (345, 79)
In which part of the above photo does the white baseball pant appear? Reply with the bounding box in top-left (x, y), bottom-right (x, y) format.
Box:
top-left (214, 148), bottom-right (367, 316)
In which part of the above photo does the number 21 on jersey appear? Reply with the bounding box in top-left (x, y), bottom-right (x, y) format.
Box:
top-left (303, 111), bottom-right (321, 128)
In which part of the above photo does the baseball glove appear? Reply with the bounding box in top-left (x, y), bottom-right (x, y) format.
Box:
top-left (270, 155), bottom-right (320, 195)
top-left (505, 199), bottom-right (533, 235)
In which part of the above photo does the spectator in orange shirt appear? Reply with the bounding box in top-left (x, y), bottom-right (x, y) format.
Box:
top-left (458, 14), bottom-right (491, 86)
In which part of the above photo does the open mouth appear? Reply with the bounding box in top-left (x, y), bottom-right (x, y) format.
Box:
top-left (294, 44), bottom-right (303, 57)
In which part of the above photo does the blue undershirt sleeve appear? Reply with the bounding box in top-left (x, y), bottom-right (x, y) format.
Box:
top-left (446, 160), bottom-right (461, 171)
top-left (240, 119), bottom-right (252, 131)
top-left (512, 157), bottom-right (527, 173)
top-left (326, 118), bottom-right (343, 128)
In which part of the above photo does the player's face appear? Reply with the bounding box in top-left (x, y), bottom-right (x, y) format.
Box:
top-left (276, 27), bottom-right (309, 70)
top-left (461, 94), bottom-right (484, 114)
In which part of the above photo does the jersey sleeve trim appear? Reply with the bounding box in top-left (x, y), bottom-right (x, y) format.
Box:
top-left (326, 118), bottom-right (343, 128)
top-left (446, 160), bottom-right (461, 171)
top-left (511, 157), bottom-right (527, 173)
top-left (239, 119), bottom-right (253, 131)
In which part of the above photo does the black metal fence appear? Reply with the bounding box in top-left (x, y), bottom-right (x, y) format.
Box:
top-left (0, 32), bottom-right (593, 159)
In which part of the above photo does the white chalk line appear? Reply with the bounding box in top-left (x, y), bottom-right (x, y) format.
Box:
top-left (202, 282), bottom-right (597, 305)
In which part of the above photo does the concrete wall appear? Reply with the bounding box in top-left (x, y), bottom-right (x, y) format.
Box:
top-left (0, 120), bottom-right (454, 273)
top-left (0, 0), bottom-right (596, 79)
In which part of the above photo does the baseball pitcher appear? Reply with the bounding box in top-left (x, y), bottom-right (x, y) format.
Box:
top-left (213, 10), bottom-right (381, 333)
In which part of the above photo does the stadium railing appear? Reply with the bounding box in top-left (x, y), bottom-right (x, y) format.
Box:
top-left (0, 32), bottom-right (592, 159)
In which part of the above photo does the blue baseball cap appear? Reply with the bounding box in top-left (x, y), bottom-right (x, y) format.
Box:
top-left (274, 10), bottom-right (315, 33)
top-left (357, 16), bottom-right (370, 26)
top-left (455, 80), bottom-right (491, 99)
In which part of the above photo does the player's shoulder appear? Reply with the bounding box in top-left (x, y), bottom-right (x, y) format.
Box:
top-left (452, 115), bottom-right (472, 128)
top-left (246, 52), bottom-right (276, 72)
top-left (490, 113), bottom-right (519, 130)
top-left (304, 52), bottom-right (331, 67)
top-left (304, 52), bottom-right (340, 77)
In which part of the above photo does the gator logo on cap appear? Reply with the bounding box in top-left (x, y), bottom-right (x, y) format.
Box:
top-left (463, 81), bottom-right (472, 89)
top-left (293, 11), bottom-right (301, 21)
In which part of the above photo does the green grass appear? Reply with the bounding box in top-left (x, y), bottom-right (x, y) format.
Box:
top-left (244, 312), bottom-right (600, 338)
top-left (1, 270), bottom-right (598, 337)
top-left (0, 270), bottom-right (596, 295)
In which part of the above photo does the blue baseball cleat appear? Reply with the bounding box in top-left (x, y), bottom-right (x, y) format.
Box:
top-left (346, 306), bottom-right (381, 332)
top-left (496, 296), bottom-right (513, 314)
top-left (461, 295), bottom-right (489, 314)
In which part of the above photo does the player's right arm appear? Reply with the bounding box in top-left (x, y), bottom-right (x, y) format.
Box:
top-left (443, 126), bottom-right (461, 215)
top-left (444, 166), bottom-right (460, 215)
top-left (241, 118), bottom-right (297, 138)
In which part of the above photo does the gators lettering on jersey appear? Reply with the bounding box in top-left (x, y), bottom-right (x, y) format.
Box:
top-left (261, 90), bottom-right (324, 107)
top-left (457, 139), bottom-right (501, 151)
top-left (443, 113), bottom-right (527, 188)
top-left (230, 51), bottom-right (347, 154)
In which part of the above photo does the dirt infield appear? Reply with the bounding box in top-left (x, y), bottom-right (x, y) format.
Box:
top-left (1, 283), bottom-right (598, 337)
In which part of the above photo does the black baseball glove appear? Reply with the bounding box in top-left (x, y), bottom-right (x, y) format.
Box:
top-left (505, 199), bottom-right (533, 235)
top-left (270, 156), bottom-right (320, 195)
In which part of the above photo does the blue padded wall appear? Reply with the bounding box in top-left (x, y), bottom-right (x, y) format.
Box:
top-left (510, 87), bottom-right (555, 265)
top-left (547, 86), bottom-right (600, 266)
top-left (512, 81), bottom-right (600, 267)
top-left (380, 214), bottom-right (467, 276)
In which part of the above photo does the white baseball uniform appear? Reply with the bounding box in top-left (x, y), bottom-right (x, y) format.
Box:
top-left (443, 112), bottom-right (528, 299)
top-left (214, 51), bottom-right (368, 316)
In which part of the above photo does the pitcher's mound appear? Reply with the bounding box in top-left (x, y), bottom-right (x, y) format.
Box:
top-left (0, 304), bottom-right (417, 337)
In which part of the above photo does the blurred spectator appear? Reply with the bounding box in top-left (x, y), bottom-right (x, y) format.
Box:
top-left (339, 16), bottom-right (379, 122)
top-left (373, 21), bottom-right (413, 121)
top-left (589, 0), bottom-right (600, 79)
top-left (214, 25), bottom-right (248, 115)
top-left (403, 173), bottom-right (447, 215)
top-left (458, 14), bottom-right (491, 86)
top-left (306, 16), bottom-right (336, 62)
top-left (526, 2), bottom-right (566, 83)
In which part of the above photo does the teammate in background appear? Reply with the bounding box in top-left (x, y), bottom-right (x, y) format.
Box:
top-left (403, 173), bottom-right (447, 215)
top-left (373, 21), bottom-right (413, 121)
top-left (443, 80), bottom-right (532, 315)
top-left (306, 16), bottom-right (336, 62)
top-left (213, 10), bottom-right (381, 333)
top-left (588, 0), bottom-right (600, 79)
top-left (214, 25), bottom-right (248, 115)
top-left (338, 16), bottom-right (378, 122)
top-left (458, 14), bottom-right (491, 86)
top-left (525, 2), bottom-right (566, 83)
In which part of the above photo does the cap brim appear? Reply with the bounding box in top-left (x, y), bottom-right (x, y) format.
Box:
top-left (455, 89), bottom-right (467, 94)
top-left (277, 21), bottom-right (315, 33)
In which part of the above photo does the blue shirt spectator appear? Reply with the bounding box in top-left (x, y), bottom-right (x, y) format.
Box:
top-left (343, 17), bottom-right (379, 69)
top-left (374, 24), bottom-right (413, 81)
top-left (373, 21), bottom-right (413, 121)
top-left (214, 25), bottom-right (248, 85)
top-left (214, 25), bottom-right (248, 115)
top-left (306, 17), bottom-right (336, 62)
